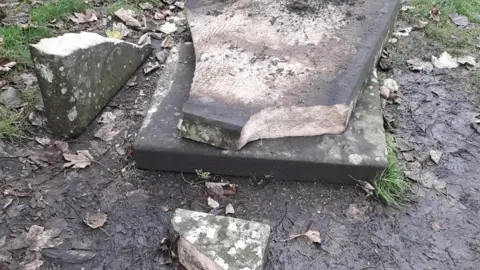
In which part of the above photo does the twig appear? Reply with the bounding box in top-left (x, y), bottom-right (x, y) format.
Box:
top-left (274, 201), bottom-right (288, 231)
top-left (91, 160), bottom-right (116, 175)
top-left (180, 172), bottom-right (204, 186)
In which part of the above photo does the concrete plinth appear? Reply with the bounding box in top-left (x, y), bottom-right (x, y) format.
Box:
top-left (133, 44), bottom-right (387, 184)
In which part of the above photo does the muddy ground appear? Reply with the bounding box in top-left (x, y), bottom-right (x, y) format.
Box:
top-left (1, 1), bottom-right (480, 270)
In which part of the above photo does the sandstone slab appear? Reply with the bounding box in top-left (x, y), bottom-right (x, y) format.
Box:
top-left (172, 209), bottom-right (270, 270)
top-left (30, 32), bottom-right (152, 137)
top-left (133, 44), bottom-right (387, 183)
top-left (180, 0), bottom-right (400, 150)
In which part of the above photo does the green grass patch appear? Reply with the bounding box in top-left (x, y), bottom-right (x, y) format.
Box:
top-left (403, 0), bottom-right (480, 55)
top-left (30, 0), bottom-right (88, 24)
top-left (0, 25), bottom-right (50, 64)
top-left (22, 87), bottom-right (41, 108)
top-left (374, 134), bottom-right (410, 207)
top-left (0, 106), bottom-right (27, 141)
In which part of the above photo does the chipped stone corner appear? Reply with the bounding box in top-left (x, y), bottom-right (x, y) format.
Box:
top-left (172, 209), bottom-right (270, 270)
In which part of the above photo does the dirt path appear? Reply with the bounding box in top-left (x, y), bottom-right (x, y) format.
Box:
top-left (2, 1), bottom-right (480, 270)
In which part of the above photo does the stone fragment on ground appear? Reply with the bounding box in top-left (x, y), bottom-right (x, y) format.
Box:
top-left (30, 32), bottom-right (152, 137)
top-left (172, 209), bottom-right (270, 270)
top-left (180, 0), bottom-right (400, 150)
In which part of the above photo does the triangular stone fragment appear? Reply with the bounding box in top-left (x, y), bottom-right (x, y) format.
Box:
top-left (30, 32), bottom-right (152, 136)
top-left (172, 209), bottom-right (270, 270)
top-left (180, 0), bottom-right (397, 150)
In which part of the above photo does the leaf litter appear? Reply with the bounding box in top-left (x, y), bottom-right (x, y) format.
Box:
top-left (70, 10), bottom-right (98, 24)
top-left (207, 197), bottom-right (220, 209)
top-left (94, 123), bottom-right (120, 142)
top-left (114, 8), bottom-right (141, 28)
top-left (63, 150), bottom-right (93, 169)
top-left (448, 13), bottom-right (469, 27)
top-left (84, 209), bottom-right (108, 229)
top-left (206, 182), bottom-right (237, 196)
top-left (407, 58), bottom-right (433, 73)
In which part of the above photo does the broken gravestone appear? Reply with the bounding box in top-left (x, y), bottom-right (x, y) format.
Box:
top-left (180, 0), bottom-right (398, 150)
top-left (172, 209), bottom-right (270, 270)
top-left (30, 31), bottom-right (152, 137)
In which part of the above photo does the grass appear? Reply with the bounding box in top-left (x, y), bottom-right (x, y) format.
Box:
top-left (22, 87), bottom-right (41, 108)
top-left (30, 0), bottom-right (88, 23)
top-left (402, 0), bottom-right (480, 55)
top-left (0, 0), bottom-right (87, 64)
top-left (374, 134), bottom-right (410, 207)
top-left (0, 26), bottom-right (50, 64)
top-left (0, 106), bottom-right (27, 141)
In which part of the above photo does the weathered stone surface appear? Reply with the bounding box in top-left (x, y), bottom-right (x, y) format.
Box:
top-left (172, 209), bottom-right (270, 270)
top-left (30, 32), bottom-right (152, 137)
top-left (133, 44), bottom-right (387, 184)
top-left (180, 0), bottom-right (400, 150)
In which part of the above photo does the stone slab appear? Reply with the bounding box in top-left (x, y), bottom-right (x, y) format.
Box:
top-left (30, 32), bottom-right (152, 137)
top-left (180, 0), bottom-right (400, 150)
top-left (172, 209), bottom-right (270, 270)
top-left (133, 44), bottom-right (387, 184)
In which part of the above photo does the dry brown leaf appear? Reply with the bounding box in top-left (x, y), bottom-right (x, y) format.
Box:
top-left (70, 10), bottom-right (98, 24)
top-left (407, 58), bottom-right (433, 73)
top-left (207, 197), bottom-right (220, 209)
top-left (290, 230), bottom-right (322, 245)
top-left (430, 150), bottom-right (442, 164)
top-left (114, 8), bottom-right (141, 28)
top-left (35, 137), bottom-right (51, 146)
top-left (3, 188), bottom-right (30, 197)
top-left (206, 182), bottom-right (237, 196)
top-left (225, 203), bottom-right (235, 214)
top-left (429, 7), bottom-right (440, 22)
top-left (94, 124), bottom-right (120, 142)
top-left (449, 13), bottom-right (469, 27)
top-left (63, 150), bottom-right (93, 169)
top-left (84, 210), bottom-right (107, 229)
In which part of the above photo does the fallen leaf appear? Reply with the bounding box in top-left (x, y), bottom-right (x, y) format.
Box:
top-left (12, 73), bottom-right (37, 86)
top-left (143, 62), bottom-right (161, 75)
top-left (27, 225), bottom-right (63, 251)
top-left (70, 10), bottom-right (98, 24)
top-left (1, 197), bottom-right (14, 209)
top-left (407, 58), bottom-right (433, 73)
top-left (138, 32), bottom-right (152, 46)
top-left (0, 61), bottom-right (16, 73)
top-left (396, 138), bottom-right (414, 152)
top-left (432, 51), bottom-right (459, 69)
top-left (1, 86), bottom-right (24, 108)
top-left (29, 111), bottom-right (47, 126)
top-left (4, 188), bottom-right (30, 197)
top-left (380, 78), bottom-right (398, 99)
top-left (160, 205), bottom-right (169, 212)
top-left (54, 141), bottom-right (69, 152)
top-left (139, 2), bottom-right (154, 10)
top-left (378, 50), bottom-right (392, 71)
top-left (225, 203), bottom-right (234, 214)
top-left (400, 6), bottom-right (414, 12)
top-left (94, 124), bottom-right (120, 142)
top-left (154, 12), bottom-right (165, 20)
top-left (175, 1), bottom-right (185, 9)
top-left (115, 144), bottom-right (126, 156)
top-left (207, 197), bottom-right (220, 209)
top-left (35, 137), bottom-right (51, 146)
top-left (394, 27), bottom-right (412, 37)
top-left (430, 150), bottom-right (442, 164)
top-left (159, 22), bottom-right (177, 34)
top-left (155, 51), bottom-right (168, 63)
top-left (84, 210), bottom-right (107, 229)
top-left (456, 55), bottom-right (476, 66)
top-left (115, 8), bottom-right (141, 28)
top-left (388, 38), bottom-right (398, 44)
top-left (448, 13), bottom-right (469, 27)
top-left (63, 150), bottom-right (93, 169)
top-left (206, 182), bottom-right (237, 196)
top-left (23, 259), bottom-right (44, 270)
top-left (291, 230), bottom-right (322, 245)
top-left (106, 22), bottom-right (131, 39)
top-left (161, 35), bottom-right (174, 48)
top-left (429, 7), bottom-right (440, 22)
